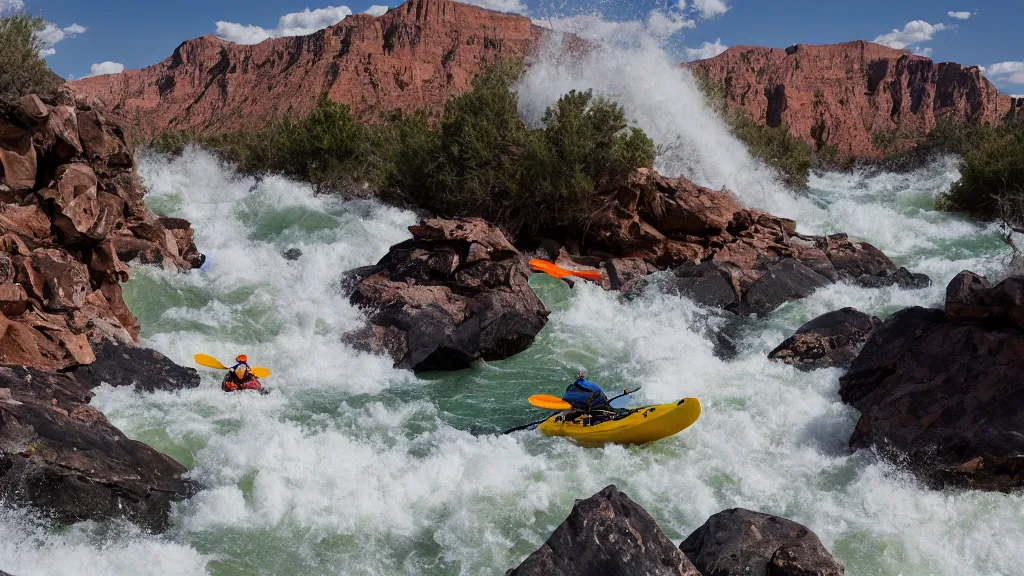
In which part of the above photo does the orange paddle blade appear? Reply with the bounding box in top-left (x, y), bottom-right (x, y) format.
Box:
top-left (528, 259), bottom-right (602, 282)
top-left (528, 394), bottom-right (573, 410)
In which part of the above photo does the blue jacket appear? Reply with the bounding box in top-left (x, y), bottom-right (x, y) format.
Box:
top-left (562, 378), bottom-right (610, 411)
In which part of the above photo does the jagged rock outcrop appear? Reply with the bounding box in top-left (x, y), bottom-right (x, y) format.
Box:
top-left (68, 0), bottom-right (572, 136)
top-left (0, 366), bottom-right (192, 531)
top-left (769, 308), bottom-right (881, 369)
top-left (507, 485), bottom-right (700, 576)
top-left (70, 340), bottom-right (201, 392)
top-left (687, 41), bottom-right (1015, 158)
top-left (343, 217), bottom-right (549, 371)
top-left (680, 508), bottom-right (845, 576)
top-left (584, 169), bottom-right (928, 315)
top-left (0, 90), bottom-right (203, 372)
top-left (839, 271), bottom-right (1024, 491)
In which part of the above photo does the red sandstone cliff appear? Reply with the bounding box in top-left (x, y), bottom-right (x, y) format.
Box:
top-left (687, 41), bottom-right (1019, 158)
top-left (69, 0), bottom-right (551, 136)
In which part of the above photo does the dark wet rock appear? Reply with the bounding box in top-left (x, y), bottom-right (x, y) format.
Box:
top-left (680, 508), bottom-right (845, 576)
top-left (741, 258), bottom-right (832, 316)
top-left (851, 266), bottom-right (931, 289)
top-left (769, 308), bottom-right (881, 370)
top-left (70, 340), bottom-right (200, 392)
top-left (668, 261), bottom-right (738, 309)
top-left (839, 272), bottom-right (1024, 491)
top-left (0, 366), bottom-right (191, 532)
top-left (282, 248), bottom-right (303, 261)
top-left (507, 485), bottom-right (700, 576)
top-left (344, 218), bottom-right (549, 372)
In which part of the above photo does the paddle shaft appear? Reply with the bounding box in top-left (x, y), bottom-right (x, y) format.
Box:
top-left (504, 388), bottom-right (641, 435)
top-left (607, 387), bottom-right (641, 404)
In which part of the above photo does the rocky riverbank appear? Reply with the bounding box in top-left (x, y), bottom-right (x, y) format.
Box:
top-left (0, 90), bottom-right (203, 530)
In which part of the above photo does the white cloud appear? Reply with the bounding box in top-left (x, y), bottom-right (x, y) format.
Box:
top-left (948, 11), bottom-right (972, 20)
top-left (682, 38), bottom-right (728, 61)
top-left (873, 20), bottom-right (946, 50)
top-left (646, 8), bottom-right (696, 38)
top-left (988, 61), bottom-right (1024, 85)
top-left (215, 5), bottom-right (353, 44)
top-left (82, 61), bottom-right (124, 78)
top-left (0, 0), bottom-right (25, 17)
top-left (364, 5), bottom-right (389, 17)
top-left (37, 22), bottom-right (87, 57)
top-left (914, 46), bottom-right (933, 57)
top-left (457, 0), bottom-right (528, 15)
top-left (692, 0), bottom-right (730, 19)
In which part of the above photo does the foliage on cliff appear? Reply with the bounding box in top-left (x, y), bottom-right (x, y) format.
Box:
top-left (693, 71), bottom-right (813, 188)
top-left (150, 61), bottom-right (655, 238)
top-left (938, 122), bottom-right (1024, 226)
top-left (0, 14), bottom-right (63, 101)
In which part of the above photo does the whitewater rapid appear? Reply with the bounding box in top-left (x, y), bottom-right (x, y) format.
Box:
top-left (3, 33), bottom-right (1022, 576)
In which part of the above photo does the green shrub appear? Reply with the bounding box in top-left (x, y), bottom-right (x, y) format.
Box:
top-left (939, 123), bottom-right (1024, 226)
top-left (692, 71), bottom-right (812, 188)
top-left (148, 60), bottom-right (656, 239)
top-left (0, 14), bottom-right (62, 101)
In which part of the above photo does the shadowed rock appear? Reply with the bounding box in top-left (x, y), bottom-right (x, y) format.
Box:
top-left (0, 366), bottom-right (192, 531)
top-left (70, 340), bottom-right (200, 392)
top-left (769, 307), bottom-right (881, 369)
top-left (507, 485), bottom-right (700, 576)
top-left (343, 218), bottom-right (548, 372)
top-left (680, 508), bottom-right (845, 576)
top-left (839, 271), bottom-right (1024, 491)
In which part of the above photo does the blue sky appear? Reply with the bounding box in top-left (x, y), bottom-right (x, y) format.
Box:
top-left (5, 0), bottom-right (1023, 94)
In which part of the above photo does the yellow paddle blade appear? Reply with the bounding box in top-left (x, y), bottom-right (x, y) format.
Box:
top-left (529, 394), bottom-right (573, 410)
top-left (250, 367), bottom-right (271, 379)
top-left (194, 354), bottom-right (227, 370)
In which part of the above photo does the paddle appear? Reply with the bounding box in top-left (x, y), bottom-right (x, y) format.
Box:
top-left (529, 259), bottom-right (603, 282)
top-left (193, 354), bottom-right (272, 379)
top-left (607, 387), bottom-right (641, 404)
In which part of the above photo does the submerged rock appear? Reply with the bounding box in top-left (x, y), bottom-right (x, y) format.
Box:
top-left (680, 508), bottom-right (845, 576)
top-left (70, 340), bottom-right (200, 392)
top-left (769, 307), bottom-right (881, 370)
top-left (0, 366), bottom-right (192, 531)
top-left (507, 485), bottom-right (700, 576)
top-left (282, 247), bottom-right (303, 261)
top-left (343, 218), bottom-right (549, 372)
top-left (839, 271), bottom-right (1024, 491)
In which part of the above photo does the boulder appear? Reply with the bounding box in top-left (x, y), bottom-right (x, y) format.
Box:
top-left (769, 308), bottom-right (881, 369)
top-left (344, 218), bottom-right (549, 371)
top-left (282, 247), bottom-right (303, 261)
top-left (851, 266), bottom-right (931, 289)
top-left (667, 261), bottom-right (739, 309)
top-left (741, 258), bottom-right (832, 316)
top-left (507, 485), bottom-right (700, 576)
top-left (839, 272), bottom-right (1024, 491)
top-left (39, 105), bottom-right (82, 161)
top-left (824, 234), bottom-right (894, 279)
top-left (71, 340), bottom-right (201, 392)
top-left (0, 366), bottom-right (191, 532)
top-left (680, 508), bottom-right (845, 576)
top-left (0, 123), bottom-right (37, 192)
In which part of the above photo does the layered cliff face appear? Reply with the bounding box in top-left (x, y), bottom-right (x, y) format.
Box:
top-left (687, 41), bottom-right (1016, 158)
top-left (68, 0), bottom-right (549, 136)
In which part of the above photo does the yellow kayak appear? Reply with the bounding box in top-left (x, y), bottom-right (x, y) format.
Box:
top-left (537, 397), bottom-right (702, 447)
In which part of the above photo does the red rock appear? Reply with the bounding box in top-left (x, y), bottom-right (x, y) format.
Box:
top-left (0, 202), bottom-right (51, 242)
top-left (408, 217), bottom-right (517, 255)
top-left (14, 94), bottom-right (50, 125)
top-left (68, 0), bottom-right (554, 136)
top-left (0, 283), bottom-right (29, 316)
top-left (40, 105), bottom-right (82, 161)
top-left (687, 41), bottom-right (1015, 158)
top-left (0, 122), bottom-right (37, 191)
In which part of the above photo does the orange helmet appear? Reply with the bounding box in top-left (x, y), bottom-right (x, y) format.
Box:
top-left (236, 354), bottom-right (248, 364)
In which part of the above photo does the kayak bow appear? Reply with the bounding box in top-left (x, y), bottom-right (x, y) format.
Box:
top-left (537, 397), bottom-right (701, 447)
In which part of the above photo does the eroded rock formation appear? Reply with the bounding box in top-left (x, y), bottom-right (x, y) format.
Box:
top-left (582, 169), bottom-right (928, 315)
top-left (839, 271), bottom-right (1024, 491)
top-left (0, 90), bottom-right (203, 372)
top-left (687, 41), bottom-right (1014, 158)
top-left (343, 217), bottom-right (549, 371)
